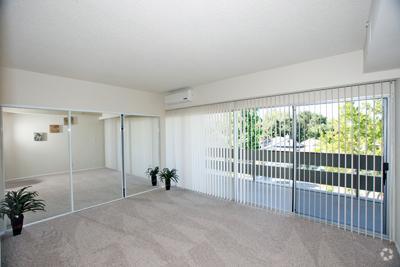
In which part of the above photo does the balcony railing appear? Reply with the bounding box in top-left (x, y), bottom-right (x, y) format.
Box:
top-left (207, 148), bottom-right (383, 193)
top-left (206, 147), bottom-right (385, 234)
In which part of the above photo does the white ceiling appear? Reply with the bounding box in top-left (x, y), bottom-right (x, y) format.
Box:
top-left (364, 0), bottom-right (400, 72)
top-left (1, 0), bottom-right (371, 92)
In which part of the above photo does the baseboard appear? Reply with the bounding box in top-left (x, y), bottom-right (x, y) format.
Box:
top-left (5, 167), bottom-right (106, 182)
top-left (2, 187), bottom-right (162, 232)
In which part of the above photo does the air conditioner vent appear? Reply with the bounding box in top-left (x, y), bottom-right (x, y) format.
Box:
top-left (165, 89), bottom-right (192, 105)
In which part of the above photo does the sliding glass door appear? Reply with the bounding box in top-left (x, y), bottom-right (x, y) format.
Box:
top-left (294, 85), bottom-right (388, 236)
top-left (166, 80), bottom-right (394, 238)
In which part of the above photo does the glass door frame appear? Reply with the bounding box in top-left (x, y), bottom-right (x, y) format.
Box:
top-left (230, 94), bottom-right (390, 237)
top-left (290, 96), bottom-right (390, 237)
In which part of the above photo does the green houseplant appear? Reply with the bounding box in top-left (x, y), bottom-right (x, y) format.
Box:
top-left (159, 168), bottom-right (179, 190)
top-left (146, 166), bottom-right (159, 186)
top-left (0, 186), bottom-right (45, 236)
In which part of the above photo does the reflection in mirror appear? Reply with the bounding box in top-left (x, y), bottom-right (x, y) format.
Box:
top-left (1, 108), bottom-right (161, 225)
top-left (124, 115), bottom-right (160, 196)
top-left (72, 112), bottom-right (123, 210)
top-left (2, 107), bottom-right (71, 225)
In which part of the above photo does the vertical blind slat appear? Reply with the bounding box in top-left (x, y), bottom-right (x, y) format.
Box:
top-left (166, 81), bottom-right (393, 239)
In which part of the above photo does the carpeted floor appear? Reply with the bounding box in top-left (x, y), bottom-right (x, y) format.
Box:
top-left (5, 168), bottom-right (156, 225)
top-left (2, 188), bottom-right (399, 266)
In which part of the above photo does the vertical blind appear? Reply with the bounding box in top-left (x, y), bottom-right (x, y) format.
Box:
top-left (166, 81), bottom-right (395, 239)
top-left (166, 103), bottom-right (233, 199)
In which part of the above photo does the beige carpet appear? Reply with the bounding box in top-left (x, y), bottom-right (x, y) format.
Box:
top-left (2, 188), bottom-right (399, 266)
top-left (5, 168), bottom-right (156, 225)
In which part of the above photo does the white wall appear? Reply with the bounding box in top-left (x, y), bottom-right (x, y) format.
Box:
top-left (0, 67), bottom-right (166, 168)
top-left (364, 0), bottom-right (400, 72)
top-left (0, 67), bottom-right (164, 116)
top-left (3, 112), bottom-right (69, 179)
top-left (166, 50), bottom-right (400, 110)
top-left (3, 111), bottom-right (105, 180)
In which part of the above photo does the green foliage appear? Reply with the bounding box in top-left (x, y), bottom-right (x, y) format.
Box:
top-left (317, 101), bottom-right (383, 155)
top-left (237, 109), bottom-right (263, 149)
top-left (296, 111), bottom-right (329, 142)
top-left (159, 168), bottom-right (179, 183)
top-left (262, 110), bottom-right (329, 142)
top-left (0, 186), bottom-right (45, 220)
top-left (263, 111), bottom-right (292, 140)
top-left (146, 166), bottom-right (159, 177)
top-left (230, 100), bottom-right (383, 155)
top-left (236, 109), bottom-right (329, 149)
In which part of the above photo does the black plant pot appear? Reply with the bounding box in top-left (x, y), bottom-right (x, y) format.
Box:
top-left (165, 179), bottom-right (171, 190)
top-left (11, 214), bottom-right (24, 236)
top-left (151, 175), bottom-right (157, 186)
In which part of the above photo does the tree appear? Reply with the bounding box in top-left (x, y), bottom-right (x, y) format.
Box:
top-left (231, 100), bottom-right (383, 155)
top-left (317, 101), bottom-right (383, 155)
top-left (296, 111), bottom-right (328, 142)
top-left (237, 109), bottom-right (263, 149)
top-left (262, 111), bottom-right (292, 140)
top-left (262, 110), bottom-right (329, 143)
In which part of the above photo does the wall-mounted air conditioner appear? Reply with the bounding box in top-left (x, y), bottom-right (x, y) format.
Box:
top-left (165, 89), bottom-right (192, 105)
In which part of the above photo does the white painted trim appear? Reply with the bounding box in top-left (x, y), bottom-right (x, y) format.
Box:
top-left (17, 211), bottom-right (75, 228)
top-left (2, 108), bottom-right (67, 116)
top-left (394, 79), bottom-right (400, 254)
top-left (0, 187), bottom-right (163, 234)
top-left (120, 115), bottom-right (126, 197)
top-left (68, 111), bottom-right (74, 212)
top-left (0, 104), bottom-right (161, 118)
top-left (387, 82), bottom-right (396, 242)
top-left (233, 111), bottom-right (238, 201)
top-left (98, 114), bottom-right (120, 120)
top-left (5, 167), bottom-right (106, 182)
top-left (158, 116), bottom-right (162, 168)
top-left (13, 198), bottom-right (123, 229)
top-left (73, 197), bottom-right (125, 213)
top-left (0, 107), bottom-right (6, 232)
top-left (125, 186), bottom-right (162, 198)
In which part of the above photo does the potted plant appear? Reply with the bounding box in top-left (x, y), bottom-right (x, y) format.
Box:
top-left (0, 186), bottom-right (45, 236)
top-left (146, 166), bottom-right (159, 186)
top-left (159, 168), bottom-right (179, 190)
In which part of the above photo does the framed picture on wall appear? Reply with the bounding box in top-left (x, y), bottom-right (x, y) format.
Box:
top-left (33, 132), bottom-right (47, 141)
top-left (63, 116), bottom-right (77, 125)
top-left (49, 125), bottom-right (62, 133)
